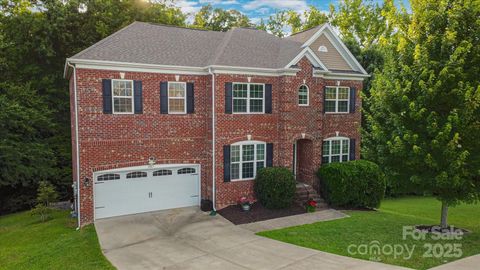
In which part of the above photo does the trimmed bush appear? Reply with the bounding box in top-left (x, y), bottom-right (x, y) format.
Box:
top-left (317, 160), bottom-right (386, 209)
top-left (254, 167), bottom-right (296, 209)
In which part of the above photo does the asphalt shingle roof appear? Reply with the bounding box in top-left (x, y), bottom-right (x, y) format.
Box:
top-left (70, 22), bottom-right (334, 70)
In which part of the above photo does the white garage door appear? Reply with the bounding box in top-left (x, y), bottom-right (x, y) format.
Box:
top-left (94, 165), bottom-right (200, 219)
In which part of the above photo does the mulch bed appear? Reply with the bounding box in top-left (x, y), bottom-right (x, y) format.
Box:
top-left (218, 202), bottom-right (306, 225)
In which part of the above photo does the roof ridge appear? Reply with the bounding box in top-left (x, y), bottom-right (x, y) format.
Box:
top-left (287, 24), bottom-right (325, 37)
top-left (210, 28), bottom-right (235, 66)
top-left (143, 22), bottom-right (215, 32)
top-left (71, 21), bottom-right (140, 59)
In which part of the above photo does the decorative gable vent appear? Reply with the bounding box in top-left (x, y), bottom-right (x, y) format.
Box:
top-left (318, 45), bottom-right (328, 52)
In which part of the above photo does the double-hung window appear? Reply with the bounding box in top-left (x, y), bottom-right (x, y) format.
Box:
top-left (168, 82), bottom-right (186, 114)
top-left (325, 86), bottom-right (349, 113)
top-left (322, 137), bottom-right (350, 163)
top-left (232, 83), bottom-right (264, 113)
top-left (112, 79), bottom-right (134, 114)
top-left (231, 142), bottom-right (265, 180)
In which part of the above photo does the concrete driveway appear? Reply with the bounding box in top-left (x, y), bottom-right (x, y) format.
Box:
top-left (95, 207), bottom-right (409, 270)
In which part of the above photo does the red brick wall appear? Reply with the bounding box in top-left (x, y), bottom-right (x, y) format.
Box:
top-left (70, 56), bottom-right (362, 225)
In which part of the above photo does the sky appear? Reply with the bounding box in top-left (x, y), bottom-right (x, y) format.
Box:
top-left (173, 0), bottom-right (410, 24)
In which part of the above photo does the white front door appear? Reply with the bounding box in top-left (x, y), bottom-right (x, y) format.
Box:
top-left (94, 165), bottom-right (200, 219)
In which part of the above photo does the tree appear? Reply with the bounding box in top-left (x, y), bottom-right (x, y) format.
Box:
top-left (30, 181), bottom-right (59, 222)
top-left (192, 4), bottom-right (252, 31)
top-left (301, 6), bottom-right (329, 32)
top-left (365, 0), bottom-right (480, 228)
top-left (266, 10), bottom-right (287, 37)
top-left (0, 0), bottom-right (186, 213)
top-left (0, 82), bottom-right (56, 213)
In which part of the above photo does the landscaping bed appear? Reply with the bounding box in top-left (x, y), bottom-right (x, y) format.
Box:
top-left (218, 202), bottom-right (305, 225)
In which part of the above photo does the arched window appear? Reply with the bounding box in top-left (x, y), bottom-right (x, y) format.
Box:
top-left (153, 169), bottom-right (172, 176)
top-left (178, 168), bottom-right (196, 174)
top-left (97, 173), bottom-right (120, 181)
top-left (318, 45), bottom-right (328, 52)
top-left (126, 171), bottom-right (147, 179)
top-left (298, 85), bottom-right (309, 106)
top-left (322, 137), bottom-right (350, 163)
top-left (230, 141), bottom-right (266, 181)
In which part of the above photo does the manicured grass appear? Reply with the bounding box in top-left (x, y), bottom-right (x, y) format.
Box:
top-left (258, 197), bottom-right (480, 270)
top-left (0, 210), bottom-right (114, 270)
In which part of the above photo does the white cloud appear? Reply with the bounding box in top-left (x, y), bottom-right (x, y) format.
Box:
top-left (173, 0), bottom-right (202, 14)
top-left (256, 7), bottom-right (270, 15)
top-left (243, 0), bottom-right (308, 13)
top-left (199, 0), bottom-right (239, 4)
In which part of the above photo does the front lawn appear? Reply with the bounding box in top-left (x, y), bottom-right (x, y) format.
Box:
top-left (0, 210), bottom-right (114, 270)
top-left (258, 197), bottom-right (480, 270)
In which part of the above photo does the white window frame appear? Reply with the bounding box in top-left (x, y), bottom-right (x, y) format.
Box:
top-left (325, 86), bottom-right (350, 114)
top-left (298, 84), bottom-right (309, 106)
top-left (230, 140), bottom-right (266, 181)
top-left (322, 136), bottom-right (350, 163)
top-left (168, 81), bottom-right (187, 114)
top-left (112, 79), bottom-right (134, 114)
top-left (232, 82), bottom-right (265, 114)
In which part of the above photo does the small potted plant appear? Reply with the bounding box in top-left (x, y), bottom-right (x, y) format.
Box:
top-left (238, 196), bottom-right (251, 211)
top-left (306, 198), bottom-right (317, 213)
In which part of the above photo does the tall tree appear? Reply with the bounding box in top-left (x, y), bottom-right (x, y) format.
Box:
top-left (266, 10), bottom-right (287, 37)
top-left (192, 4), bottom-right (252, 31)
top-left (301, 6), bottom-right (329, 32)
top-left (365, 0), bottom-right (480, 227)
top-left (0, 0), bottom-right (186, 212)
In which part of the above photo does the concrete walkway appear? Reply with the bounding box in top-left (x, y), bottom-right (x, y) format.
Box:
top-left (429, 254), bottom-right (480, 270)
top-left (95, 207), bottom-right (409, 270)
top-left (239, 208), bottom-right (347, 233)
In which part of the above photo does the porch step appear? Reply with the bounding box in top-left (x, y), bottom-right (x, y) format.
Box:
top-left (294, 182), bottom-right (328, 208)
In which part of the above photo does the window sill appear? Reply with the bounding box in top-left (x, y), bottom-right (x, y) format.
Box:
top-left (230, 178), bottom-right (255, 182)
top-left (324, 112), bottom-right (350, 114)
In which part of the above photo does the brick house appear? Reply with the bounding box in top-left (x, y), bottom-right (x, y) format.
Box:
top-left (64, 22), bottom-right (368, 226)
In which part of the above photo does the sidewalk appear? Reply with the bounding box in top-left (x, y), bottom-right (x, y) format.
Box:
top-left (429, 254), bottom-right (480, 270)
top-left (239, 208), bottom-right (347, 233)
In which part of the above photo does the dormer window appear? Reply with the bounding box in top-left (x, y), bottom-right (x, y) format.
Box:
top-left (318, 45), bottom-right (328, 52)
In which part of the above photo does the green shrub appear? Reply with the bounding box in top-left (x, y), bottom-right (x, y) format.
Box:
top-left (30, 181), bottom-right (58, 222)
top-left (317, 160), bottom-right (386, 209)
top-left (254, 167), bottom-right (296, 209)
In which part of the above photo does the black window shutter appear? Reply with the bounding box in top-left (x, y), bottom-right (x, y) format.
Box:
top-left (160, 82), bottom-right (168, 114)
top-left (321, 140), bottom-right (326, 164)
top-left (323, 86), bottom-right (326, 113)
top-left (349, 138), bottom-right (356, 161)
top-left (265, 84), bottom-right (272, 113)
top-left (102, 79), bottom-right (112, 114)
top-left (133, 80), bottom-right (143, 114)
top-left (187, 82), bottom-right (194, 114)
top-left (266, 143), bottom-right (273, 167)
top-left (223, 145), bottom-right (231, 182)
top-left (225, 82), bottom-right (232, 114)
top-left (350, 87), bottom-right (356, 113)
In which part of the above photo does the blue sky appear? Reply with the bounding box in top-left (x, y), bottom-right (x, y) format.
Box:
top-left (174, 0), bottom-right (410, 24)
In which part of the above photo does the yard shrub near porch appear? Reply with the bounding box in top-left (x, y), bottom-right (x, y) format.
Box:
top-left (317, 160), bottom-right (386, 209)
top-left (254, 167), bottom-right (296, 209)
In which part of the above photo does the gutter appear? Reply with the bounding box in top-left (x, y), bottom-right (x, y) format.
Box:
top-left (208, 67), bottom-right (217, 214)
top-left (67, 62), bottom-right (81, 230)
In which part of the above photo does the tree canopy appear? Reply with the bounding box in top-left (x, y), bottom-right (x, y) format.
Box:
top-left (364, 0), bottom-right (480, 226)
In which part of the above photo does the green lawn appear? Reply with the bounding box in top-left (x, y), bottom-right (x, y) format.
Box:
top-left (258, 197), bottom-right (480, 270)
top-left (0, 210), bottom-right (114, 270)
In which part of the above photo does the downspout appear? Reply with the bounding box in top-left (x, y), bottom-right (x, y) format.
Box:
top-left (208, 67), bottom-right (217, 214)
top-left (67, 62), bottom-right (81, 230)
